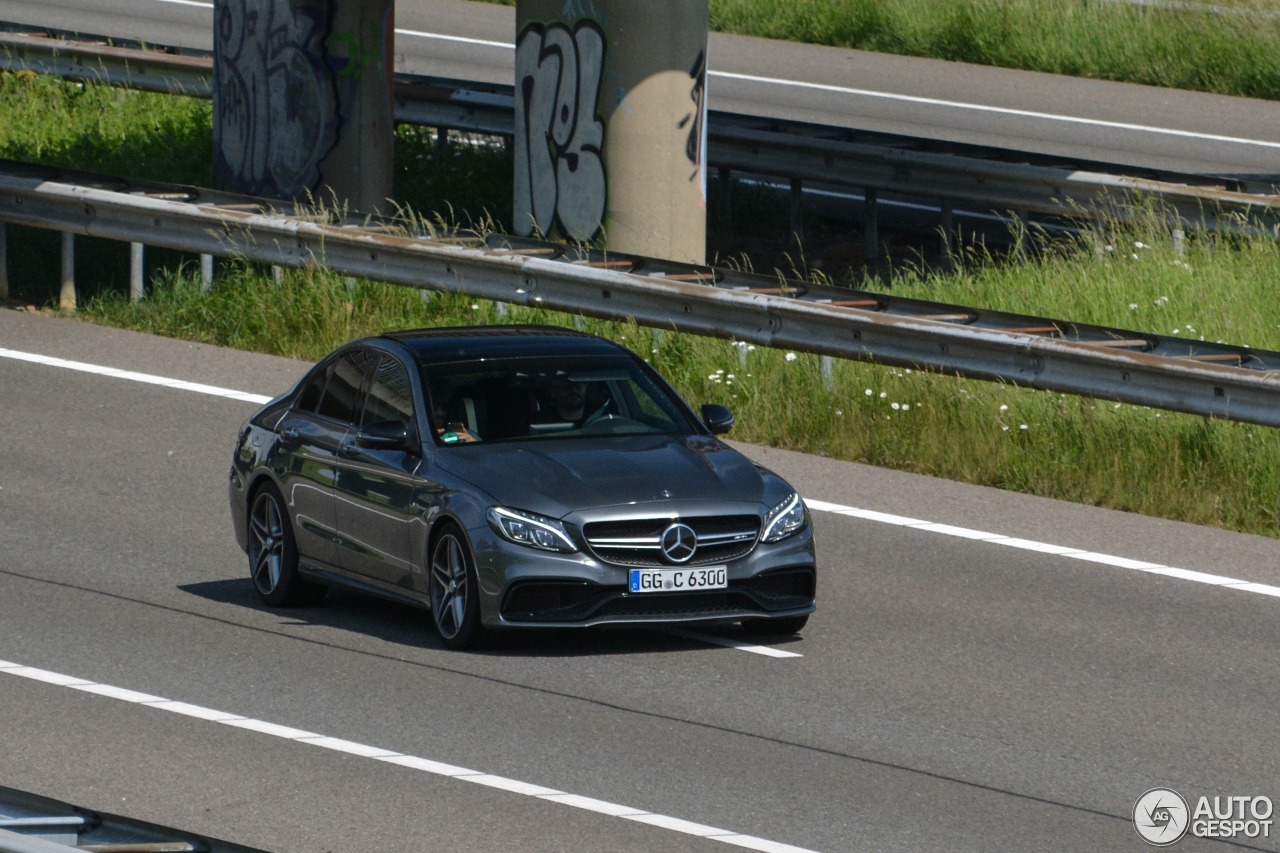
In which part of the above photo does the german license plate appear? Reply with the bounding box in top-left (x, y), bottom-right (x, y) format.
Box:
top-left (629, 566), bottom-right (727, 593)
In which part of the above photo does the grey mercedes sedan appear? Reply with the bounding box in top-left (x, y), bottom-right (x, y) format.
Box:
top-left (229, 325), bottom-right (816, 649)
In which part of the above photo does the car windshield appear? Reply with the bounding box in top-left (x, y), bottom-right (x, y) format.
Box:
top-left (423, 356), bottom-right (695, 445)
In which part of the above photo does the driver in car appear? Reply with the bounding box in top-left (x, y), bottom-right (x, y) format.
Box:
top-left (546, 379), bottom-right (587, 422)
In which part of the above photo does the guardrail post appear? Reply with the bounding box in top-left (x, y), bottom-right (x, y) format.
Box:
top-left (820, 355), bottom-right (834, 391)
top-left (0, 223), bottom-right (8, 301)
top-left (940, 199), bottom-right (954, 266)
top-left (515, 0), bottom-right (710, 264)
top-left (59, 232), bottom-right (75, 311)
top-left (863, 187), bottom-right (879, 261)
top-left (213, 0), bottom-right (395, 214)
top-left (790, 177), bottom-right (804, 246)
top-left (1172, 228), bottom-right (1186, 257)
top-left (200, 254), bottom-right (215, 291)
top-left (130, 242), bottom-right (145, 302)
top-left (437, 127), bottom-right (448, 150)
top-left (717, 167), bottom-right (731, 230)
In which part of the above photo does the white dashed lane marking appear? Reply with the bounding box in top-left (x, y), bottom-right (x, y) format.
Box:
top-left (0, 659), bottom-right (819, 853)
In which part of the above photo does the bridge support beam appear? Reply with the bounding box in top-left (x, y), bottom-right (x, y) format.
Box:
top-left (212, 0), bottom-right (395, 214)
top-left (514, 0), bottom-right (709, 264)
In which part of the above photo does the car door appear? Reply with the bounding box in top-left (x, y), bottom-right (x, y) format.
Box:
top-left (275, 350), bottom-right (376, 570)
top-left (333, 352), bottom-right (425, 589)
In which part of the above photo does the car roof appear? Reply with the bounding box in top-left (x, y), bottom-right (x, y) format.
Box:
top-left (382, 324), bottom-right (629, 364)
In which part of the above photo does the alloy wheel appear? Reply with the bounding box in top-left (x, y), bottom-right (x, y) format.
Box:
top-left (431, 533), bottom-right (469, 639)
top-left (250, 491), bottom-right (286, 596)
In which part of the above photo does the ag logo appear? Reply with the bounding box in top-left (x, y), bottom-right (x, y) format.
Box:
top-left (1134, 788), bottom-right (1190, 846)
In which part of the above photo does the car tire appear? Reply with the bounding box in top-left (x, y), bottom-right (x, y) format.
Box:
top-left (429, 523), bottom-right (485, 650)
top-left (247, 483), bottom-right (327, 607)
top-left (741, 614), bottom-right (809, 637)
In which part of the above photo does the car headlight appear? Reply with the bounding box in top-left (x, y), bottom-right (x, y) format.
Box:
top-left (761, 492), bottom-right (807, 543)
top-left (486, 507), bottom-right (578, 553)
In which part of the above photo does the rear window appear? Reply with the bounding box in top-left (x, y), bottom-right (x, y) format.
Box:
top-left (423, 356), bottom-right (694, 445)
top-left (318, 350), bottom-right (377, 424)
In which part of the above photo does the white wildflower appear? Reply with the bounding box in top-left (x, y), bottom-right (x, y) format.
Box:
top-left (785, 352), bottom-right (797, 361)
top-left (891, 402), bottom-right (900, 410)
top-left (865, 389), bottom-right (873, 396)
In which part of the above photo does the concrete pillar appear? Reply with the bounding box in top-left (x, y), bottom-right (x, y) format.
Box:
top-left (0, 223), bottom-right (8, 301)
top-left (130, 242), bottom-right (145, 302)
top-left (515, 0), bottom-right (709, 264)
top-left (213, 0), bottom-right (395, 214)
top-left (60, 232), bottom-right (75, 311)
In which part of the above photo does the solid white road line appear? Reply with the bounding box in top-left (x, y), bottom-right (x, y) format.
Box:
top-left (0, 348), bottom-right (274, 405)
top-left (0, 659), bottom-right (820, 853)
top-left (119, 2), bottom-right (1279, 150)
top-left (803, 498), bottom-right (1280, 598)
top-left (710, 70), bottom-right (1280, 150)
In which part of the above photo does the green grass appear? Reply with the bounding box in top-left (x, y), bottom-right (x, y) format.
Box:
top-left (5, 72), bottom-right (1280, 538)
top-left (487, 0), bottom-right (1280, 101)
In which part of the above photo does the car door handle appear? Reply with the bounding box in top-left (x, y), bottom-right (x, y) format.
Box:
top-left (280, 427), bottom-right (300, 441)
top-left (338, 441), bottom-right (360, 458)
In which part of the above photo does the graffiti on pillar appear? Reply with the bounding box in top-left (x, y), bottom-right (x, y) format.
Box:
top-left (681, 49), bottom-right (707, 183)
top-left (214, 0), bottom-right (338, 200)
top-left (514, 21), bottom-right (607, 242)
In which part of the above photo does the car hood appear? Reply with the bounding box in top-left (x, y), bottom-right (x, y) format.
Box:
top-left (431, 435), bottom-right (764, 518)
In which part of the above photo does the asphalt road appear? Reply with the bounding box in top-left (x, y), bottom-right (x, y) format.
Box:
top-left (2, 307), bottom-right (1280, 852)
top-left (3, 0), bottom-right (1280, 179)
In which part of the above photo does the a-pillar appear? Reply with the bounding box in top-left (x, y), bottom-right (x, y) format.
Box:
top-left (212, 0), bottom-right (395, 214)
top-left (514, 0), bottom-right (709, 264)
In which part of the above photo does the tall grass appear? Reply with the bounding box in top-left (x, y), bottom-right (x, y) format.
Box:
top-left (483, 0), bottom-right (1280, 100)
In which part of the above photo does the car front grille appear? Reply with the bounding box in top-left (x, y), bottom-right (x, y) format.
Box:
top-left (582, 514), bottom-right (760, 567)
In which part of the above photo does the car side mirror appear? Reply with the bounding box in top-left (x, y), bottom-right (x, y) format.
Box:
top-left (356, 420), bottom-right (410, 450)
top-left (700, 404), bottom-right (734, 435)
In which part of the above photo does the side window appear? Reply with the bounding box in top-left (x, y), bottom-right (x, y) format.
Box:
top-left (362, 356), bottom-right (416, 430)
top-left (296, 365), bottom-right (329, 412)
top-left (318, 350), bottom-right (376, 424)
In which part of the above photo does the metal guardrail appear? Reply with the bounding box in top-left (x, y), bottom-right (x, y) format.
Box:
top-left (1, 158), bottom-right (1278, 426)
top-left (2, 31), bottom-right (1278, 233)
top-left (0, 784), bottom-right (267, 853)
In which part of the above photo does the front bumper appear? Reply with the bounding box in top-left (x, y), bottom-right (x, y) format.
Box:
top-left (497, 566), bottom-right (816, 627)
top-left (471, 513), bottom-right (817, 629)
